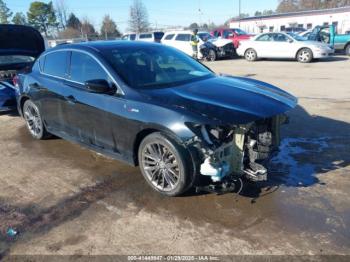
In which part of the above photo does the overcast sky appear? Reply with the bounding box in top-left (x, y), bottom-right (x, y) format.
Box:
top-left (8, 0), bottom-right (277, 32)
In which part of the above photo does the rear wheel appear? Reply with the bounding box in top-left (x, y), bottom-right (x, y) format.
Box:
top-left (23, 100), bottom-right (50, 140)
top-left (297, 48), bottom-right (313, 63)
top-left (245, 48), bottom-right (257, 61)
top-left (345, 44), bottom-right (350, 56)
top-left (138, 132), bottom-right (193, 196)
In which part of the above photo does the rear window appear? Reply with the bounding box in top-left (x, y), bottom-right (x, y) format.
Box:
top-left (139, 34), bottom-right (152, 39)
top-left (0, 55), bottom-right (35, 65)
top-left (175, 34), bottom-right (191, 41)
top-left (43, 51), bottom-right (67, 77)
top-left (164, 34), bottom-right (175, 40)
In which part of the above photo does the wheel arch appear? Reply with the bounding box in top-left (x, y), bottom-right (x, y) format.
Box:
top-left (295, 46), bottom-right (313, 59)
top-left (132, 126), bottom-right (187, 166)
top-left (19, 95), bottom-right (31, 116)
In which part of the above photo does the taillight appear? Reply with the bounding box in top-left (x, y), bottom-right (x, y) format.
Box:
top-left (12, 75), bottom-right (19, 87)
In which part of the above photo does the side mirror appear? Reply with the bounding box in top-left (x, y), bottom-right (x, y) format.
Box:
top-left (85, 79), bottom-right (110, 93)
top-left (288, 39), bottom-right (294, 43)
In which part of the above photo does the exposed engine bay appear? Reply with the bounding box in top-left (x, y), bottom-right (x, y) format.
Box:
top-left (0, 70), bottom-right (18, 84)
top-left (186, 114), bottom-right (288, 191)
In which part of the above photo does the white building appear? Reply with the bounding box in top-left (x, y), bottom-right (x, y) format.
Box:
top-left (229, 6), bottom-right (350, 34)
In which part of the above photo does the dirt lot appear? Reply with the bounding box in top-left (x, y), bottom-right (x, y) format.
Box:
top-left (1, 56), bottom-right (350, 258)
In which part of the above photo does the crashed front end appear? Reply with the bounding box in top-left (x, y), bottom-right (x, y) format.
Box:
top-left (186, 114), bottom-right (289, 183)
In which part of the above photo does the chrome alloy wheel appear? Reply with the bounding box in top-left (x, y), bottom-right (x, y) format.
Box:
top-left (24, 102), bottom-right (43, 138)
top-left (298, 50), bottom-right (311, 62)
top-left (141, 142), bottom-right (180, 192)
top-left (245, 49), bottom-right (256, 61)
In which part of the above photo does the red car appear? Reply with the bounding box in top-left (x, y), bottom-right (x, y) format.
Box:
top-left (211, 28), bottom-right (252, 49)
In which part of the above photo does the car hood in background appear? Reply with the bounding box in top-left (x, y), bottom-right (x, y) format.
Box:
top-left (208, 38), bottom-right (232, 47)
top-left (0, 24), bottom-right (45, 57)
top-left (141, 75), bottom-right (297, 125)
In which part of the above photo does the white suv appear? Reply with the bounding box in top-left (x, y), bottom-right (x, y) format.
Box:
top-left (137, 32), bottom-right (164, 43)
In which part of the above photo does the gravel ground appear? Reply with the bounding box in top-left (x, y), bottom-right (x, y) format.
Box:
top-left (0, 55), bottom-right (349, 258)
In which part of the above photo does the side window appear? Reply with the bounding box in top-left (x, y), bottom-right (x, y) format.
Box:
top-left (256, 34), bottom-right (272, 41)
top-left (273, 33), bottom-right (288, 42)
top-left (223, 30), bottom-right (232, 38)
top-left (164, 34), bottom-right (175, 40)
top-left (130, 34), bottom-right (136, 40)
top-left (139, 33), bottom-right (152, 39)
top-left (70, 52), bottom-right (109, 84)
top-left (43, 51), bottom-right (68, 78)
top-left (175, 34), bottom-right (191, 41)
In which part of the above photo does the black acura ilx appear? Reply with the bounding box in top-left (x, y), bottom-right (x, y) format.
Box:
top-left (17, 41), bottom-right (297, 196)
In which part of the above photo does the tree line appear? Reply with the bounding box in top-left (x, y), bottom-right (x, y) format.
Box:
top-left (0, 0), bottom-right (151, 39)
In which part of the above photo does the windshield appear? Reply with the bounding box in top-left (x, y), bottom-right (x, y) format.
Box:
top-left (287, 32), bottom-right (307, 41)
top-left (0, 55), bottom-right (35, 65)
top-left (234, 28), bottom-right (248, 35)
top-left (198, 33), bottom-right (214, 41)
top-left (103, 45), bottom-right (214, 89)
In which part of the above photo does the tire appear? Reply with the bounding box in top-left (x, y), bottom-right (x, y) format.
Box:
top-left (205, 49), bottom-right (217, 62)
top-left (297, 48), bottom-right (313, 63)
top-left (345, 44), bottom-right (350, 56)
top-left (138, 132), bottom-right (194, 196)
top-left (23, 100), bottom-right (50, 140)
top-left (245, 48), bottom-right (257, 61)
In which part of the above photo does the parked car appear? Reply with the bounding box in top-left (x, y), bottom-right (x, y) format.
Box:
top-left (161, 31), bottom-right (234, 61)
top-left (237, 32), bottom-right (334, 63)
top-left (283, 27), bottom-right (307, 33)
top-left (136, 32), bottom-right (164, 43)
top-left (121, 33), bottom-right (137, 41)
top-left (197, 32), bottom-right (235, 59)
top-left (307, 25), bottom-right (350, 55)
top-left (0, 24), bottom-right (45, 111)
top-left (211, 28), bottom-right (252, 49)
top-left (17, 41), bottom-right (297, 196)
top-left (298, 30), bottom-right (312, 39)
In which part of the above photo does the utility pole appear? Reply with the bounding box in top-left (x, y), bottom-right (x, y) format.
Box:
top-left (238, 0), bottom-right (241, 28)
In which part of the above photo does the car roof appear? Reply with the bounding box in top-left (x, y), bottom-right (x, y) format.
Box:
top-left (164, 30), bottom-right (192, 35)
top-left (48, 40), bottom-right (162, 53)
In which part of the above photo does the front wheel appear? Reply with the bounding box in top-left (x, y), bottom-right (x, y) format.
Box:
top-left (245, 48), bottom-right (257, 61)
top-left (206, 49), bottom-right (217, 62)
top-left (297, 48), bottom-right (313, 63)
top-left (23, 100), bottom-right (50, 140)
top-left (138, 132), bottom-right (194, 196)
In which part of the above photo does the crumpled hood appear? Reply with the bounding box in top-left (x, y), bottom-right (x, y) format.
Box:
top-left (141, 75), bottom-right (297, 125)
top-left (0, 24), bottom-right (45, 58)
top-left (209, 38), bottom-right (232, 48)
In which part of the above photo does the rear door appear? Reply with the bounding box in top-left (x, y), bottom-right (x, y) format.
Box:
top-left (39, 50), bottom-right (70, 133)
top-left (63, 50), bottom-right (120, 151)
top-left (173, 34), bottom-right (192, 56)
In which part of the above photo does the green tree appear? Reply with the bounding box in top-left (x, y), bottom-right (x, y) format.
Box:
top-left (0, 0), bottom-right (12, 24)
top-left (188, 22), bottom-right (199, 30)
top-left (12, 12), bottom-right (27, 25)
top-left (128, 0), bottom-right (149, 33)
top-left (27, 1), bottom-right (58, 37)
top-left (101, 15), bottom-right (120, 39)
top-left (81, 18), bottom-right (96, 39)
top-left (66, 13), bottom-right (81, 30)
top-left (254, 11), bottom-right (262, 16)
top-left (276, 0), bottom-right (299, 13)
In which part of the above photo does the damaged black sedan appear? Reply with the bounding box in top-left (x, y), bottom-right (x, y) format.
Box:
top-left (17, 41), bottom-right (297, 196)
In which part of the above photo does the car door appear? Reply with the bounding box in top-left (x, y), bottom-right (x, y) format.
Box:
top-left (253, 33), bottom-right (274, 57)
top-left (38, 50), bottom-right (70, 133)
top-left (63, 50), bottom-right (121, 152)
top-left (173, 34), bottom-right (192, 56)
top-left (271, 33), bottom-right (295, 58)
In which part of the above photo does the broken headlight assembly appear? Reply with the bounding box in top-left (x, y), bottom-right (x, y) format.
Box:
top-left (185, 114), bottom-right (288, 184)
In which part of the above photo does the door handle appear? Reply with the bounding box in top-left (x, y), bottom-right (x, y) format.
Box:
top-left (66, 95), bottom-right (77, 104)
